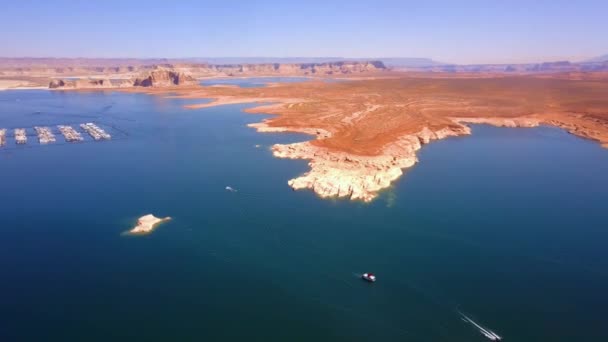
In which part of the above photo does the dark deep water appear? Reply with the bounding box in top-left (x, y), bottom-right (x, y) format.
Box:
top-left (1, 86), bottom-right (607, 342)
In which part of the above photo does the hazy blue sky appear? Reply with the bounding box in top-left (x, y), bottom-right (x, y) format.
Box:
top-left (1, 0), bottom-right (606, 64)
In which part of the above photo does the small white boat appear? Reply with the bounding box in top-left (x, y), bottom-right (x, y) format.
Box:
top-left (225, 186), bottom-right (237, 192)
top-left (362, 273), bottom-right (376, 282)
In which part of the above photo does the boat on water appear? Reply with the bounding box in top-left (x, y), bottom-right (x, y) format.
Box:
top-left (362, 273), bottom-right (376, 282)
top-left (460, 313), bottom-right (502, 341)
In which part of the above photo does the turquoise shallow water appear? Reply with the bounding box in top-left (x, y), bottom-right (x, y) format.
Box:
top-left (1, 86), bottom-right (608, 341)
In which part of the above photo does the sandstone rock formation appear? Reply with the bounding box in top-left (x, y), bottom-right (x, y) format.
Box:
top-left (49, 78), bottom-right (114, 89)
top-left (48, 79), bottom-right (67, 88)
top-left (265, 124), bottom-right (471, 201)
top-left (132, 69), bottom-right (197, 87)
top-left (48, 69), bottom-right (196, 89)
top-left (206, 61), bottom-right (387, 76)
top-left (256, 117), bottom-right (549, 201)
top-left (451, 117), bottom-right (541, 128)
top-left (18, 59), bottom-right (388, 84)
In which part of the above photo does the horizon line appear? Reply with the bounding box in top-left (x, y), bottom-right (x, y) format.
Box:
top-left (0, 55), bottom-right (604, 65)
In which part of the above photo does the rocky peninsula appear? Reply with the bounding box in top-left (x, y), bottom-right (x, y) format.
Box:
top-left (144, 74), bottom-right (608, 202)
top-left (128, 214), bottom-right (171, 235)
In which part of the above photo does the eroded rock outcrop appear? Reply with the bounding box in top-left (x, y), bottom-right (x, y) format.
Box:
top-left (49, 78), bottom-right (114, 89)
top-left (48, 79), bottom-right (67, 88)
top-left (451, 117), bottom-right (541, 128)
top-left (260, 124), bottom-right (471, 202)
top-left (250, 117), bottom-right (549, 202)
top-left (49, 69), bottom-right (196, 89)
top-left (132, 69), bottom-right (197, 87)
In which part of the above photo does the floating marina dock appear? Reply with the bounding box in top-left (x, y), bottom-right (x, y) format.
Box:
top-left (0, 122), bottom-right (117, 148)
top-left (80, 123), bottom-right (111, 140)
top-left (14, 128), bottom-right (27, 144)
top-left (58, 125), bottom-right (84, 142)
top-left (34, 126), bottom-right (56, 144)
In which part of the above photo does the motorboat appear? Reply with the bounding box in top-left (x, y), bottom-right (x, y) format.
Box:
top-left (362, 273), bottom-right (376, 282)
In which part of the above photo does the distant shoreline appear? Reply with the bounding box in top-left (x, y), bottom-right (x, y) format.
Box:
top-left (0, 80), bottom-right (48, 91)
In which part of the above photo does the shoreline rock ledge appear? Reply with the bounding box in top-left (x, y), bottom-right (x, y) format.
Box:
top-left (264, 117), bottom-right (543, 202)
top-left (268, 124), bottom-right (472, 202)
top-left (128, 214), bottom-right (171, 234)
top-left (49, 68), bottom-right (197, 89)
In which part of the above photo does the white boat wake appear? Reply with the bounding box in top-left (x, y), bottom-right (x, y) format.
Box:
top-left (459, 312), bottom-right (502, 341)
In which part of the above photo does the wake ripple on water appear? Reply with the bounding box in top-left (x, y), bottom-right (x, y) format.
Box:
top-left (459, 311), bottom-right (502, 341)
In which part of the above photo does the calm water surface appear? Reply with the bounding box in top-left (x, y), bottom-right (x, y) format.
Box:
top-left (1, 84), bottom-right (607, 341)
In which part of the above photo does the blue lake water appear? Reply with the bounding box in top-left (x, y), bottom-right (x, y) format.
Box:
top-left (1, 85), bottom-right (607, 341)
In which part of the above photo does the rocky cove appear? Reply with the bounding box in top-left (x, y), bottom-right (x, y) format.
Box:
top-left (256, 117), bottom-right (544, 202)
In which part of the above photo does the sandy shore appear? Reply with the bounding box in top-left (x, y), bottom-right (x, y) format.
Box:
top-left (127, 214), bottom-right (171, 235)
top-left (183, 96), bottom-right (306, 109)
top-left (0, 80), bottom-right (47, 91)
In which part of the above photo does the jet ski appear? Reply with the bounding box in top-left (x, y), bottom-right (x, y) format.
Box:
top-left (362, 273), bottom-right (376, 282)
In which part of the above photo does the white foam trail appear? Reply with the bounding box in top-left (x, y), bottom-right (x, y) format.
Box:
top-left (489, 330), bottom-right (502, 340)
top-left (459, 312), bottom-right (501, 340)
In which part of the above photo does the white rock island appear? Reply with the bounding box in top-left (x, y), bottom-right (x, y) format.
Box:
top-left (128, 214), bottom-right (171, 234)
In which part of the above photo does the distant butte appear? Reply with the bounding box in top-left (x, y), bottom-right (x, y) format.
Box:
top-left (132, 68), bottom-right (197, 87)
top-left (48, 68), bottom-right (197, 89)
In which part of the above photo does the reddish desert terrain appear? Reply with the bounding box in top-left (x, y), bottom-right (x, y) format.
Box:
top-left (119, 73), bottom-right (608, 201)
